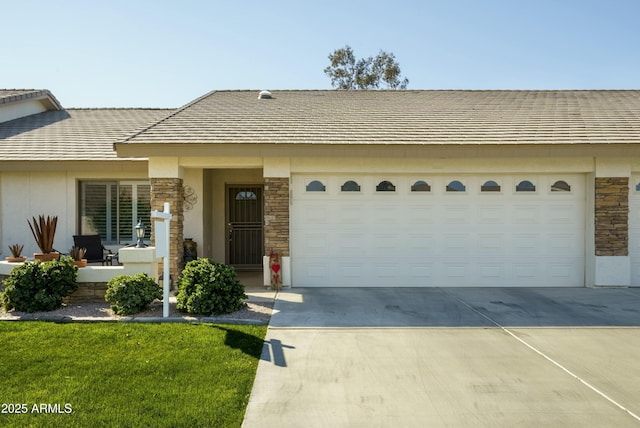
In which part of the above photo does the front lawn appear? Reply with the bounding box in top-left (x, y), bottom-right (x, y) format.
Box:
top-left (0, 322), bottom-right (267, 427)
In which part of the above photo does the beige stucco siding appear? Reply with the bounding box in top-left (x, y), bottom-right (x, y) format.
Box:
top-left (0, 164), bottom-right (148, 258)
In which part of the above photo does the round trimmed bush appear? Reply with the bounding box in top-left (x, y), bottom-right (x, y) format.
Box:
top-left (0, 256), bottom-right (78, 313)
top-left (105, 273), bottom-right (162, 315)
top-left (176, 258), bottom-right (247, 316)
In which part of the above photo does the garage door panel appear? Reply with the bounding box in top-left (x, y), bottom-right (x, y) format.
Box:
top-left (513, 205), bottom-right (540, 224)
top-left (513, 262), bottom-right (540, 283)
top-left (546, 233), bottom-right (577, 253)
top-left (407, 205), bottom-right (435, 224)
top-left (292, 174), bottom-right (585, 287)
top-left (478, 205), bottom-right (506, 224)
top-left (478, 263), bottom-right (506, 284)
top-left (337, 206), bottom-right (364, 224)
top-left (511, 234), bottom-right (540, 254)
top-left (478, 233), bottom-right (507, 251)
top-left (408, 262), bottom-right (435, 281)
top-left (372, 234), bottom-right (400, 250)
top-left (302, 205), bottom-right (330, 224)
top-left (549, 263), bottom-right (574, 281)
top-left (546, 203), bottom-right (578, 224)
top-left (408, 233), bottom-right (433, 252)
top-left (371, 205), bottom-right (399, 224)
top-left (339, 263), bottom-right (363, 280)
top-left (628, 188), bottom-right (640, 286)
top-left (297, 234), bottom-right (330, 256)
top-left (444, 234), bottom-right (474, 254)
top-left (374, 263), bottom-right (400, 279)
top-left (443, 205), bottom-right (471, 224)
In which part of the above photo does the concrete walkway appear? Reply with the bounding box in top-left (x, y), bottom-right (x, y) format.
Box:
top-left (243, 287), bottom-right (640, 427)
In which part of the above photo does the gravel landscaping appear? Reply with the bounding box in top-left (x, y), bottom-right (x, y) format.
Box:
top-left (0, 293), bottom-right (274, 323)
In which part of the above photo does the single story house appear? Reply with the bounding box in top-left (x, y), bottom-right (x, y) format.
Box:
top-left (2, 88), bottom-right (640, 288)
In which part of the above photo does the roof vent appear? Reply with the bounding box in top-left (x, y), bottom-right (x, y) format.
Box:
top-left (258, 90), bottom-right (272, 99)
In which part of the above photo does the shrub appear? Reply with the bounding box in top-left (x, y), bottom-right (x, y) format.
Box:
top-left (105, 273), bottom-right (162, 316)
top-left (176, 258), bottom-right (247, 316)
top-left (0, 256), bottom-right (78, 313)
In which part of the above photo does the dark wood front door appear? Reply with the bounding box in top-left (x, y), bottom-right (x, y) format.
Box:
top-left (227, 185), bottom-right (263, 270)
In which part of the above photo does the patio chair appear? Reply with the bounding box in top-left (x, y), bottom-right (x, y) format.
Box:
top-left (72, 235), bottom-right (116, 265)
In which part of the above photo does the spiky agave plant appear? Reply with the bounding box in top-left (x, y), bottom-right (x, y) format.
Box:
top-left (8, 244), bottom-right (24, 258)
top-left (69, 246), bottom-right (86, 261)
top-left (28, 215), bottom-right (58, 254)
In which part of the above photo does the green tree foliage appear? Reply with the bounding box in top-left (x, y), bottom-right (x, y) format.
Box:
top-left (324, 45), bottom-right (409, 90)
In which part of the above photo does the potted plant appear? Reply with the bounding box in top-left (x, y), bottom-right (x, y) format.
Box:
top-left (6, 244), bottom-right (26, 263)
top-left (69, 246), bottom-right (87, 267)
top-left (28, 215), bottom-right (59, 262)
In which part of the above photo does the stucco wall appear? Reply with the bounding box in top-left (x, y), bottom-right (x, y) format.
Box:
top-left (0, 99), bottom-right (47, 123)
top-left (0, 166), bottom-right (148, 259)
top-left (183, 168), bottom-right (203, 252)
top-left (1, 171), bottom-right (72, 257)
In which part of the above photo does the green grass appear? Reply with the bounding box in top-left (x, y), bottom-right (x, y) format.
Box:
top-left (0, 322), bottom-right (267, 427)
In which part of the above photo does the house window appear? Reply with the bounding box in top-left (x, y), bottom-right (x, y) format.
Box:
top-left (306, 180), bottom-right (326, 192)
top-left (376, 180), bottom-right (396, 192)
top-left (551, 180), bottom-right (571, 192)
top-left (411, 180), bottom-right (431, 192)
top-left (341, 180), bottom-right (361, 192)
top-left (235, 191), bottom-right (257, 200)
top-left (516, 180), bottom-right (536, 192)
top-left (481, 180), bottom-right (501, 192)
top-left (446, 180), bottom-right (466, 192)
top-left (79, 181), bottom-right (151, 245)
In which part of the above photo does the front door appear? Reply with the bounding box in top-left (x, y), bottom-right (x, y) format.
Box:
top-left (227, 185), bottom-right (263, 270)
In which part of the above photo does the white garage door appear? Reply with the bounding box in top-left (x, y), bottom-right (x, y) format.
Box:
top-left (291, 174), bottom-right (585, 287)
top-left (629, 177), bottom-right (640, 286)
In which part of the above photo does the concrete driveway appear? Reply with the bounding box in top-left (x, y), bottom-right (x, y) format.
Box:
top-left (243, 287), bottom-right (640, 427)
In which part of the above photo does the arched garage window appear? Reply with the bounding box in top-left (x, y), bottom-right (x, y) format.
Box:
top-left (551, 180), bottom-right (571, 192)
top-left (376, 180), bottom-right (396, 192)
top-left (411, 180), bottom-right (431, 192)
top-left (446, 180), bottom-right (466, 192)
top-left (306, 180), bottom-right (326, 192)
top-left (516, 180), bottom-right (536, 192)
top-left (481, 180), bottom-right (501, 192)
top-left (341, 180), bottom-right (361, 192)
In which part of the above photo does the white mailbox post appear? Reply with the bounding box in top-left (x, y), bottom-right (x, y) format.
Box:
top-left (151, 202), bottom-right (172, 318)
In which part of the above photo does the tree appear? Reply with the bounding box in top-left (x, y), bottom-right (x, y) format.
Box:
top-left (324, 45), bottom-right (409, 90)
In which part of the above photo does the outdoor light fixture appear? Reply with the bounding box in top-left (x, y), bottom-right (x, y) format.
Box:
top-left (135, 220), bottom-right (145, 248)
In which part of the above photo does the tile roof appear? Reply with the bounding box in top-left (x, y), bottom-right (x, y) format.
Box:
top-left (0, 108), bottom-right (173, 161)
top-left (0, 89), bottom-right (63, 110)
top-left (118, 90), bottom-right (640, 146)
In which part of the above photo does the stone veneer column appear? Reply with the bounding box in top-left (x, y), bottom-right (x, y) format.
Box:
top-left (263, 177), bottom-right (289, 257)
top-left (594, 177), bottom-right (629, 256)
top-left (150, 178), bottom-right (184, 282)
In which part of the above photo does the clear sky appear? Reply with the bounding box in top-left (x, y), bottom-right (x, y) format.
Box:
top-left (4, 0), bottom-right (640, 108)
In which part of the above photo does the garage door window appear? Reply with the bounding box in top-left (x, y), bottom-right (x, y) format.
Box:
top-left (516, 180), bottom-right (536, 192)
top-left (341, 180), bottom-right (361, 192)
top-left (446, 180), bottom-right (466, 192)
top-left (411, 180), bottom-right (431, 192)
top-left (551, 180), bottom-right (571, 192)
top-left (306, 180), bottom-right (326, 192)
top-left (481, 180), bottom-right (501, 192)
top-left (376, 180), bottom-right (396, 192)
